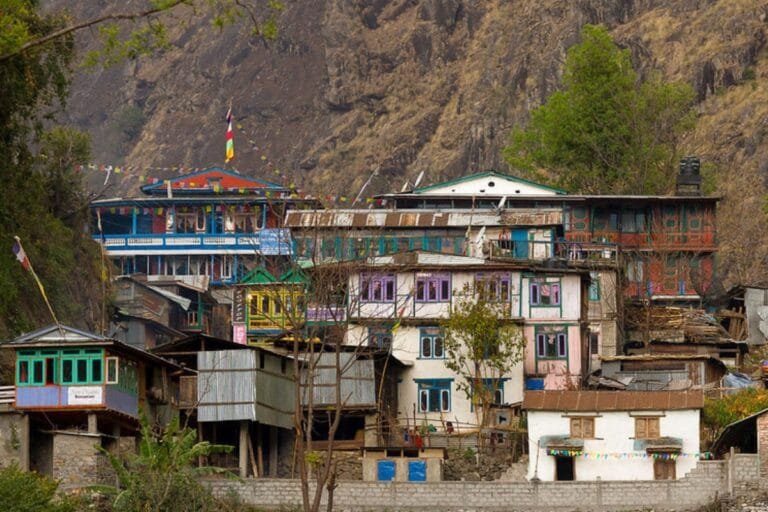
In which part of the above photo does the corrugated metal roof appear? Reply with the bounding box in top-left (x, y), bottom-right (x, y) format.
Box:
top-left (284, 209), bottom-right (562, 228)
top-left (523, 390), bottom-right (704, 411)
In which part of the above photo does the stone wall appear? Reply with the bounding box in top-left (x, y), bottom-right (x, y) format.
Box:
top-left (205, 459), bottom-right (749, 511)
top-left (53, 432), bottom-right (114, 489)
top-left (0, 410), bottom-right (29, 469)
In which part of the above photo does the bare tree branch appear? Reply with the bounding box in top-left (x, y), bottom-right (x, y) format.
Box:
top-left (0, 1), bottom-right (188, 63)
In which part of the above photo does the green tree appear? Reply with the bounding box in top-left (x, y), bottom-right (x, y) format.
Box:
top-left (504, 24), bottom-right (695, 194)
top-left (702, 388), bottom-right (768, 439)
top-left (442, 284), bottom-right (525, 443)
top-left (0, 463), bottom-right (74, 512)
top-left (100, 415), bottom-right (232, 512)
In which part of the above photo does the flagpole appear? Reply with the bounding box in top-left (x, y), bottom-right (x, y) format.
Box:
top-left (13, 236), bottom-right (64, 335)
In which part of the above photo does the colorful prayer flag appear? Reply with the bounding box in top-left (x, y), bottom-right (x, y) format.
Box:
top-left (225, 107), bottom-right (234, 163)
top-left (12, 237), bottom-right (30, 271)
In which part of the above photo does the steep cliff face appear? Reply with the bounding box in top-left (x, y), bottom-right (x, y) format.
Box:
top-left (59, 0), bottom-right (768, 284)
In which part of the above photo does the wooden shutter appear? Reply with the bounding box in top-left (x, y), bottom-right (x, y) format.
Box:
top-left (583, 418), bottom-right (594, 438)
top-left (636, 418), bottom-right (647, 438)
top-left (648, 418), bottom-right (660, 438)
top-left (570, 418), bottom-right (582, 438)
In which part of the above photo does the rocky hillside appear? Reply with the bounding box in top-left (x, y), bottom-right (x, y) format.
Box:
top-left (56, 0), bottom-right (768, 285)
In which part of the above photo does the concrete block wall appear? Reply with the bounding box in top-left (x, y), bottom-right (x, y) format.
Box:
top-left (205, 460), bottom-right (744, 511)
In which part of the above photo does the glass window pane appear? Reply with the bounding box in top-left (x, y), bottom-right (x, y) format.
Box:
top-left (19, 361), bottom-right (28, 383)
top-left (531, 283), bottom-right (539, 304)
top-left (62, 360), bottom-right (73, 383)
top-left (45, 358), bottom-right (55, 385)
top-left (92, 359), bottom-right (102, 383)
top-left (385, 279), bottom-right (395, 301)
top-left (33, 360), bottom-right (43, 384)
top-left (77, 360), bottom-right (88, 383)
top-left (421, 336), bottom-right (432, 358)
top-left (419, 390), bottom-right (428, 412)
top-left (428, 280), bottom-right (437, 301)
top-left (416, 280), bottom-right (425, 301)
top-left (106, 359), bottom-right (117, 383)
top-left (434, 337), bottom-right (444, 358)
top-left (440, 389), bottom-right (450, 411)
top-left (441, 280), bottom-right (450, 301)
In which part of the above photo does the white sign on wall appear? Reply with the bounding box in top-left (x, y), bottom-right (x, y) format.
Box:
top-left (67, 386), bottom-right (103, 405)
top-left (232, 323), bottom-right (247, 345)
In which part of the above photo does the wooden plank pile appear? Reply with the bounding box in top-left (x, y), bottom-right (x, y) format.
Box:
top-left (626, 306), bottom-right (732, 344)
top-left (716, 307), bottom-right (748, 341)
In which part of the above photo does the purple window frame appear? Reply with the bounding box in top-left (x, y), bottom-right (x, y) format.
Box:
top-left (360, 273), bottom-right (396, 303)
top-left (530, 281), bottom-right (561, 306)
top-left (416, 274), bottom-right (451, 303)
top-left (535, 332), bottom-right (567, 359)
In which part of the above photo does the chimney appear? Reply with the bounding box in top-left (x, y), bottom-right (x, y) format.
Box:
top-left (676, 156), bottom-right (701, 196)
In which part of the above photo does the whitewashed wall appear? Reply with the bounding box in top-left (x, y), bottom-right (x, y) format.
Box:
top-left (526, 409), bottom-right (700, 481)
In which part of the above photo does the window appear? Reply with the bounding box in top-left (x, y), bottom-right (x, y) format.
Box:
top-left (589, 332), bottom-right (599, 356)
top-left (627, 258), bottom-right (644, 283)
top-left (225, 209), bottom-right (261, 233)
top-left (621, 210), bottom-right (646, 233)
top-left (417, 379), bottom-right (451, 412)
top-left (176, 211), bottom-right (196, 233)
top-left (106, 357), bottom-right (119, 384)
top-left (480, 378), bottom-right (504, 406)
top-left (368, 325), bottom-right (393, 350)
top-left (570, 417), bottom-right (595, 439)
top-left (475, 273), bottom-right (512, 302)
top-left (419, 329), bottom-right (444, 359)
top-left (17, 348), bottom-right (105, 386)
top-left (360, 273), bottom-right (396, 303)
top-left (416, 274), bottom-right (451, 302)
top-left (530, 280), bottom-right (560, 306)
top-left (535, 328), bottom-right (568, 359)
top-left (588, 272), bottom-right (600, 301)
top-left (635, 417), bottom-right (660, 439)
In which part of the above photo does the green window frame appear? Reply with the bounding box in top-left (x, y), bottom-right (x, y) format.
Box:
top-left (588, 272), bottom-right (600, 301)
top-left (16, 348), bottom-right (105, 387)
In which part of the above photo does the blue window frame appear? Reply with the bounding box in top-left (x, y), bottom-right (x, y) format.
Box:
top-left (416, 379), bottom-right (451, 412)
top-left (368, 325), bottom-right (393, 349)
top-left (419, 328), bottom-right (444, 359)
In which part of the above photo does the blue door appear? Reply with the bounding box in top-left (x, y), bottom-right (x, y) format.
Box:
top-left (377, 460), bottom-right (396, 481)
top-left (512, 229), bottom-right (529, 259)
top-left (408, 460), bottom-right (427, 482)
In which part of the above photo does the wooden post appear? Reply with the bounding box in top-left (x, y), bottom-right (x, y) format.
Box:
top-left (256, 422), bottom-right (264, 477)
top-left (239, 420), bottom-right (248, 478)
top-left (269, 425), bottom-right (278, 476)
top-left (197, 423), bottom-right (204, 467)
top-left (247, 429), bottom-right (258, 478)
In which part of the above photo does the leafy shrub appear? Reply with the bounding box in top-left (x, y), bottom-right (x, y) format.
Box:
top-left (0, 463), bottom-right (74, 512)
top-left (100, 415), bottom-right (232, 512)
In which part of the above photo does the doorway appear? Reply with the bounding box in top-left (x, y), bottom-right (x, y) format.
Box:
top-left (653, 458), bottom-right (676, 480)
top-left (555, 455), bottom-right (575, 481)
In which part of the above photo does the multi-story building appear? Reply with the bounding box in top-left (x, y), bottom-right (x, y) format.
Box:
top-left (90, 167), bottom-right (297, 287)
top-left (343, 251), bottom-right (589, 433)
